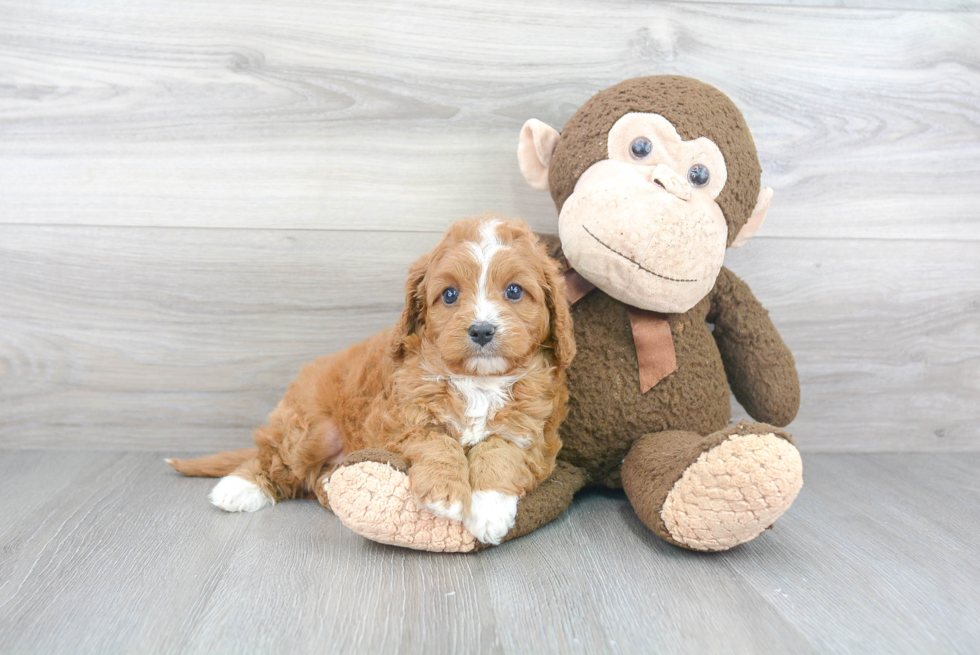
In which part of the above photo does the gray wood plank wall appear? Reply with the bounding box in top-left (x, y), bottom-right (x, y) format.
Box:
top-left (2, 0), bottom-right (978, 452)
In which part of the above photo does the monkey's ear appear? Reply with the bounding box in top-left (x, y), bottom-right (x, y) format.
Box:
top-left (731, 186), bottom-right (773, 248)
top-left (518, 119), bottom-right (560, 191)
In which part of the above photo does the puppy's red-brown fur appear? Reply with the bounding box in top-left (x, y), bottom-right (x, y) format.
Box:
top-left (169, 215), bottom-right (574, 542)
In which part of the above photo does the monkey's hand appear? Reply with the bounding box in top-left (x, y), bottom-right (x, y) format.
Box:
top-left (708, 267), bottom-right (800, 427)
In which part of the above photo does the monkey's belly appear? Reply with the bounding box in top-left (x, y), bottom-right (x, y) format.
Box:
top-left (560, 291), bottom-right (731, 484)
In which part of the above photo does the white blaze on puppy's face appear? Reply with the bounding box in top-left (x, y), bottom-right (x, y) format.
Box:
top-left (468, 219), bottom-right (505, 326)
top-left (465, 219), bottom-right (509, 375)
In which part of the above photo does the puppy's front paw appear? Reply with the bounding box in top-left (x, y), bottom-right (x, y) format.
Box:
top-left (424, 498), bottom-right (465, 522)
top-left (410, 467), bottom-right (471, 522)
top-left (463, 490), bottom-right (518, 545)
top-left (209, 475), bottom-right (274, 513)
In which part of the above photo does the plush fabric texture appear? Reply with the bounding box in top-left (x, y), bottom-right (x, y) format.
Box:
top-left (329, 459), bottom-right (478, 553)
top-left (558, 285), bottom-right (730, 480)
top-left (605, 113), bottom-right (728, 199)
top-left (341, 447), bottom-right (410, 474)
top-left (564, 269), bottom-right (678, 393)
top-left (548, 75), bottom-right (761, 246)
top-left (329, 445), bottom-right (588, 551)
top-left (500, 460), bottom-right (588, 544)
top-left (556, 158), bottom-right (730, 313)
top-left (660, 432), bottom-right (802, 551)
top-left (527, 235), bottom-right (801, 551)
top-left (710, 268), bottom-right (802, 426)
top-left (731, 186), bottom-right (773, 248)
top-left (625, 307), bottom-right (677, 393)
top-left (538, 233), bottom-right (799, 485)
top-left (621, 421), bottom-right (801, 551)
top-left (562, 269), bottom-right (596, 304)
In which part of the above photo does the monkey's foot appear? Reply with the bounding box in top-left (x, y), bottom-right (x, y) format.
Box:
top-left (661, 425), bottom-right (803, 551)
top-left (327, 454), bottom-right (478, 553)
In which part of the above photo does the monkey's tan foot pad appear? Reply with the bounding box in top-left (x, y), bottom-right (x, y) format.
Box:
top-left (327, 461), bottom-right (478, 553)
top-left (661, 432), bottom-right (803, 552)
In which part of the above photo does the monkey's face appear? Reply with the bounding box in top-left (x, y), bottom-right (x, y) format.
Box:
top-left (558, 113), bottom-right (729, 314)
top-left (518, 76), bottom-right (773, 315)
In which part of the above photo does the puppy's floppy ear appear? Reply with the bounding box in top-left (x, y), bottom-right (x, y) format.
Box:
top-left (389, 252), bottom-right (429, 360)
top-left (541, 251), bottom-right (576, 370)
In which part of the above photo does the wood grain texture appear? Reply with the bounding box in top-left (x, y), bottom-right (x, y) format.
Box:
top-left (0, 451), bottom-right (976, 654)
top-left (1, 0), bottom-right (979, 239)
top-left (672, 0), bottom-right (980, 11)
top-left (1, 226), bottom-right (977, 452)
top-left (0, 226), bottom-right (439, 450)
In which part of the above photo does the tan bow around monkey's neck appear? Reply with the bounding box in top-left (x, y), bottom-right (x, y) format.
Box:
top-left (563, 269), bottom-right (677, 393)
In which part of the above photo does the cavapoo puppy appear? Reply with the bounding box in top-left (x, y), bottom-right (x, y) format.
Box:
top-left (168, 215), bottom-right (575, 544)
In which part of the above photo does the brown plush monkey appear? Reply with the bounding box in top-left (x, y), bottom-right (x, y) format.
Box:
top-left (327, 76), bottom-right (803, 552)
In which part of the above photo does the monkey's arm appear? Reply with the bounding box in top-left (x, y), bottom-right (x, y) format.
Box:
top-left (707, 267), bottom-right (800, 427)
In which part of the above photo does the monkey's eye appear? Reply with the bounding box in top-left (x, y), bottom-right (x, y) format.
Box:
top-left (442, 287), bottom-right (459, 305)
top-left (688, 164), bottom-right (710, 188)
top-left (505, 284), bottom-right (523, 301)
top-left (629, 136), bottom-right (653, 161)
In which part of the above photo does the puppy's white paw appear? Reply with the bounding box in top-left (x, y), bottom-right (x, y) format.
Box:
top-left (463, 490), bottom-right (518, 545)
top-left (423, 499), bottom-right (465, 522)
top-left (209, 475), bottom-right (274, 513)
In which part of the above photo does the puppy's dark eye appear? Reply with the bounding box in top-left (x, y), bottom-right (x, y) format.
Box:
top-left (688, 164), bottom-right (710, 188)
top-left (442, 287), bottom-right (458, 305)
top-left (505, 284), bottom-right (523, 301)
top-left (630, 136), bottom-right (653, 161)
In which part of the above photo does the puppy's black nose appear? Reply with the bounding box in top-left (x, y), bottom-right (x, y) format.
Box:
top-left (468, 322), bottom-right (496, 346)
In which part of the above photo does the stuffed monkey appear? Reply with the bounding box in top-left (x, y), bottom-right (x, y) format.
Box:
top-left (327, 76), bottom-right (803, 552)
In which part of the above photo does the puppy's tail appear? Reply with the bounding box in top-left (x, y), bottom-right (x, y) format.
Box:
top-left (165, 448), bottom-right (258, 477)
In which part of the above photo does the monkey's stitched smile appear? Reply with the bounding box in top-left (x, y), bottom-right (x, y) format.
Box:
top-left (582, 226), bottom-right (698, 283)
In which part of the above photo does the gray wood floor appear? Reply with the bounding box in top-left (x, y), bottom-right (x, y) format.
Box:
top-left (0, 451), bottom-right (976, 654)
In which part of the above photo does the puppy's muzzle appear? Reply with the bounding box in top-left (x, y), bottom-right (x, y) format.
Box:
top-left (468, 322), bottom-right (496, 347)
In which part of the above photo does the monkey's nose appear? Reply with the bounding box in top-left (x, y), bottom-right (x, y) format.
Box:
top-left (649, 163), bottom-right (692, 201)
top-left (468, 322), bottom-right (496, 346)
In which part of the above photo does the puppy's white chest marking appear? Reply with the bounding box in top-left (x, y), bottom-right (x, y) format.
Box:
top-left (450, 374), bottom-right (516, 447)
